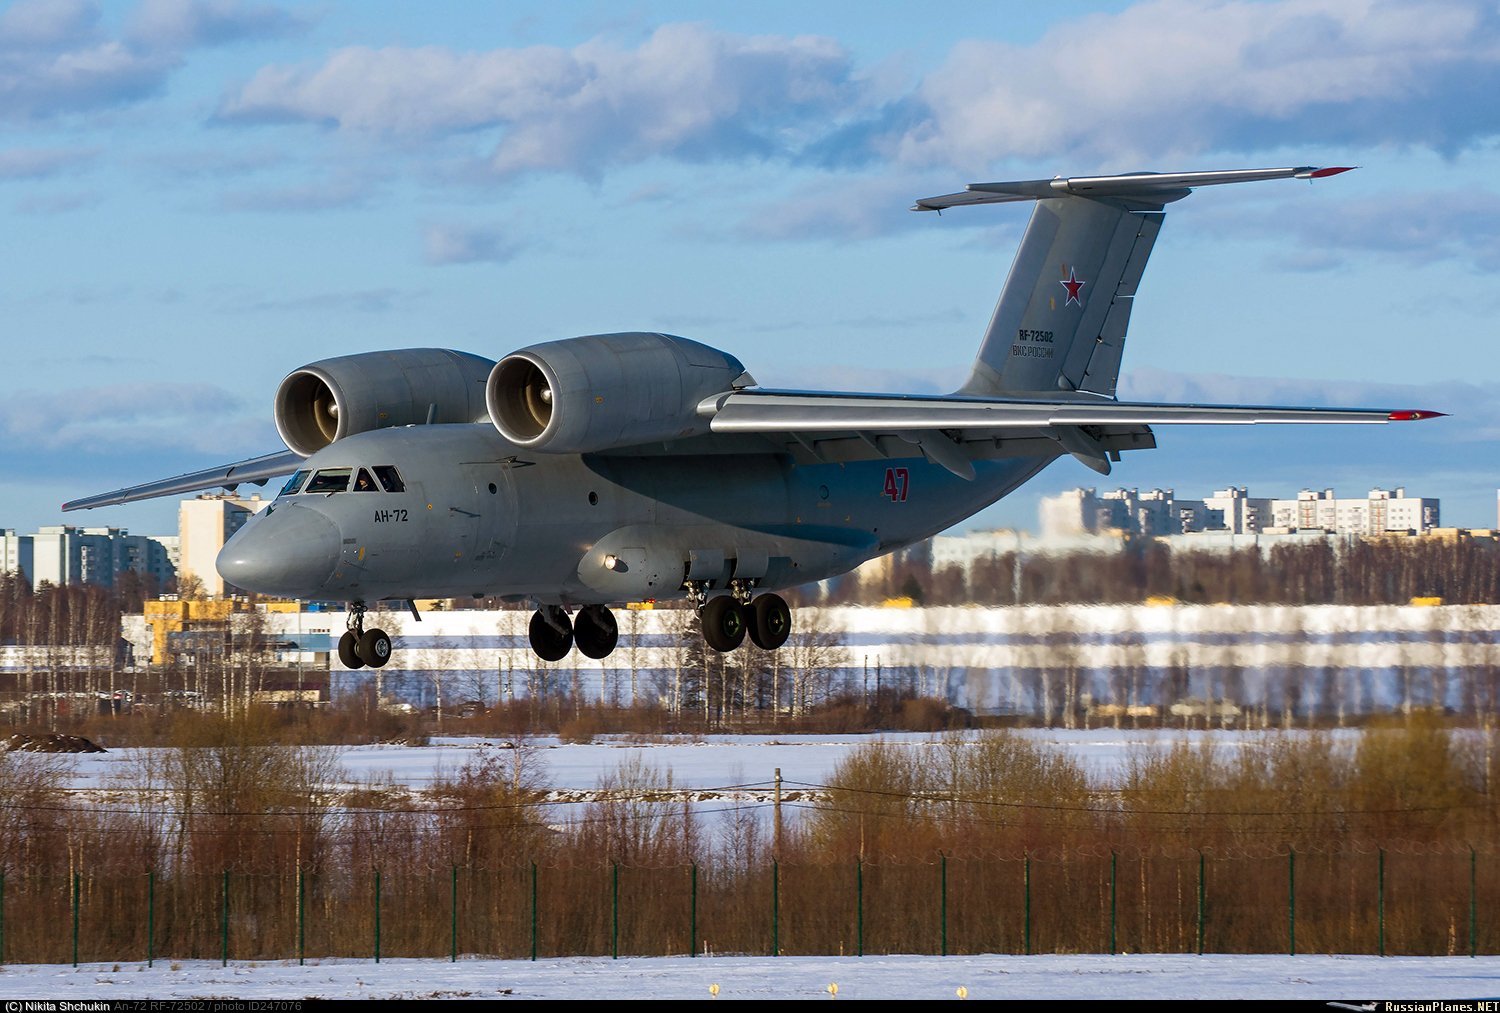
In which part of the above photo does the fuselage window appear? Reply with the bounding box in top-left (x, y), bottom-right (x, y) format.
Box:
top-left (353, 468), bottom-right (378, 492)
top-left (373, 465), bottom-right (405, 493)
top-left (280, 471), bottom-right (309, 497)
top-left (306, 468), bottom-right (351, 494)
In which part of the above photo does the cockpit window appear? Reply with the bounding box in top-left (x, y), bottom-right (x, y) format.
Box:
top-left (280, 470), bottom-right (309, 497)
top-left (352, 468), bottom-right (377, 493)
top-left (373, 465), bottom-right (405, 493)
top-left (306, 468), bottom-right (351, 494)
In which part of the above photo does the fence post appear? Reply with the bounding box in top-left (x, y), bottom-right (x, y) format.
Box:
top-left (611, 862), bottom-right (619, 960)
top-left (1288, 849), bottom-right (1296, 957)
top-left (1471, 847), bottom-right (1478, 959)
top-left (222, 870), bottom-right (230, 967)
top-left (856, 859), bottom-right (863, 958)
top-left (1377, 849), bottom-right (1385, 957)
top-left (690, 863), bottom-right (698, 958)
top-left (1024, 854), bottom-right (1031, 956)
top-left (298, 867), bottom-right (305, 967)
top-left (771, 859), bottom-right (779, 957)
top-left (1197, 852), bottom-right (1205, 956)
top-left (940, 853), bottom-right (948, 957)
top-left (72, 872), bottom-right (80, 968)
top-left (147, 871), bottom-right (154, 968)
top-left (1109, 851), bottom-right (1118, 955)
top-left (451, 865), bottom-right (458, 963)
top-left (374, 868), bottom-right (381, 964)
top-left (530, 861), bottom-right (538, 962)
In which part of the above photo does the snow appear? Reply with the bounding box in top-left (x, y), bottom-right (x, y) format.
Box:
top-left (0, 953), bottom-right (1495, 1000)
top-left (61, 727), bottom-right (1358, 794)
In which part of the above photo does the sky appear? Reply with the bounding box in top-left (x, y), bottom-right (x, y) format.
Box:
top-left (21, 731), bottom-right (1500, 999)
top-left (3, 0), bottom-right (1499, 540)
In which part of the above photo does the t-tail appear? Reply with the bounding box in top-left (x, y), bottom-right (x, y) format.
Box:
top-left (913, 166), bottom-right (1356, 399)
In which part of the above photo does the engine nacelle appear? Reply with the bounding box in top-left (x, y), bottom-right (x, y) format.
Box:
top-left (487, 332), bottom-right (749, 454)
top-left (275, 348), bottom-right (495, 456)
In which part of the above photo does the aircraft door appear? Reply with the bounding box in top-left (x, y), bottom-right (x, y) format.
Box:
top-left (461, 462), bottom-right (519, 574)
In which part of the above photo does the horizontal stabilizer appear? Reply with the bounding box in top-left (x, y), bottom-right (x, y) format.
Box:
top-left (913, 166), bottom-right (1354, 212)
top-left (63, 449), bottom-right (302, 511)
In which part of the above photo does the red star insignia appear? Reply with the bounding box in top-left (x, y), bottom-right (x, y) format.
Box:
top-left (1060, 267), bottom-right (1085, 306)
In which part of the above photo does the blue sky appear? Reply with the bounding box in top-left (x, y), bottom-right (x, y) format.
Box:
top-left (3, 0), bottom-right (1498, 539)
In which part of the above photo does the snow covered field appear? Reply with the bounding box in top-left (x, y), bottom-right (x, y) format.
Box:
top-left (63, 726), bottom-right (1331, 794)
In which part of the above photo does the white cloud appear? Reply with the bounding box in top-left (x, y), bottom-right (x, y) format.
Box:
top-left (423, 224), bottom-right (525, 265)
top-left (0, 146), bottom-right (97, 178)
top-left (0, 381), bottom-right (252, 453)
top-left (127, 0), bottom-right (308, 49)
top-left (887, 0), bottom-right (1500, 169)
top-left (0, 0), bottom-right (99, 50)
top-left (0, 0), bottom-right (173, 120)
top-left (218, 23), bottom-right (865, 177)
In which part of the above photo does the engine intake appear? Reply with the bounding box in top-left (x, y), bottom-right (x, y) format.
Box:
top-left (275, 348), bottom-right (495, 456)
top-left (487, 332), bottom-right (748, 453)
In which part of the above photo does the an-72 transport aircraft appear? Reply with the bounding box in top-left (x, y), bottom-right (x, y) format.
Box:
top-left (66, 165), bottom-right (1441, 670)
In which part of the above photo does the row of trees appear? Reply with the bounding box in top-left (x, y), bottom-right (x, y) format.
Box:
top-left (1, 713), bottom-right (1495, 961)
top-left (844, 538), bottom-right (1500, 607)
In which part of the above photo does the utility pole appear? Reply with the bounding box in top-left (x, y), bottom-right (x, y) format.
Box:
top-left (774, 766), bottom-right (783, 855)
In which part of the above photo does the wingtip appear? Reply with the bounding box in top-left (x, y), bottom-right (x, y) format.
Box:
top-left (1387, 409), bottom-right (1446, 421)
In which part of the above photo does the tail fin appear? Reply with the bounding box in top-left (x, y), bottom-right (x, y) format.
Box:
top-left (912, 166), bottom-right (1353, 399)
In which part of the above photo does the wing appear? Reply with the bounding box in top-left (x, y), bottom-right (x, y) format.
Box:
top-left (696, 389), bottom-right (1442, 478)
top-left (62, 450), bottom-right (303, 511)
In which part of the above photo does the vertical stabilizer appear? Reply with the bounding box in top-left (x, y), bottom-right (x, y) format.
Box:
top-left (960, 196), bottom-right (1162, 398)
top-left (909, 167), bottom-right (1354, 400)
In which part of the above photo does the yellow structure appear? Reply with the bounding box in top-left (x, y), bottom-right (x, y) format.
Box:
top-left (143, 597), bottom-right (253, 665)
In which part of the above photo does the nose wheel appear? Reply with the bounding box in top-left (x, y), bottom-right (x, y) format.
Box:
top-left (339, 602), bottom-right (392, 669)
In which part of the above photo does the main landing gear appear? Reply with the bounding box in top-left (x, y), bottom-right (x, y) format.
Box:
top-left (339, 602), bottom-right (392, 670)
top-left (692, 583), bottom-right (791, 654)
top-left (527, 603), bottom-right (619, 662)
top-left (522, 590), bottom-right (789, 661)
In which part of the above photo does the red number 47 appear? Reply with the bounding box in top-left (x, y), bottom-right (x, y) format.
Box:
top-left (883, 467), bottom-right (909, 502)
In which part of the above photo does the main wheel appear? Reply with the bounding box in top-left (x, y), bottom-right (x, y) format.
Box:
top-left (574, 605), bottom-right (619, 659)
top-left (529, 609), bottom-right (574, 662)
top-left (749, 593), bottom-right (792, 651)
top-left (702, 596), bottom-right (748, 652)
top-left (338, 630), bottom-right (365, 669)
top-left (357, 628), bottom-right (392, 669)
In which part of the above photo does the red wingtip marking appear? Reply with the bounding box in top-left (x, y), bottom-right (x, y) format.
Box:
top-left (1388, 409), bottom-right (1445, 421)
top-left (1309, 166), bottom-right (1356, 178)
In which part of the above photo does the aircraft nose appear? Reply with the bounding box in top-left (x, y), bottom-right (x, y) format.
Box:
top-left (217, 506), bottom-right (341, 598)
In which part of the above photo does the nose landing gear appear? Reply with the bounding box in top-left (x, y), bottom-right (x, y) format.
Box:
top-left (339, 602), bottom-right (393, 669)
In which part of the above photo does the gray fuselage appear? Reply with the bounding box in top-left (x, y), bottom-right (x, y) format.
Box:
top-left (217, 423), bottom-right (1056, 605)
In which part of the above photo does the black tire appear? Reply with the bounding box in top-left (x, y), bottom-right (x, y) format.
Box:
top-left (358, 628), bottom-right (392, 669)
top-left (702, 596), bottom-right (748, 652)
top-left (529, 609), bottom-right (574, 662)
top-left (338, 630), bottom-right (365, 669)
top-left (749, 593), bottom-right (792, 651)
top-left (574, 605), bottom-right (619, 660)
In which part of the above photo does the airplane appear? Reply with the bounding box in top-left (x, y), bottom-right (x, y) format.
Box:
top-left (64, 165), bottom-right (1442, 670)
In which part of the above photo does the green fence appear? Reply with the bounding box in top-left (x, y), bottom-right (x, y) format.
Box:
top-left (1, 848), bottom-right (1493, 965)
